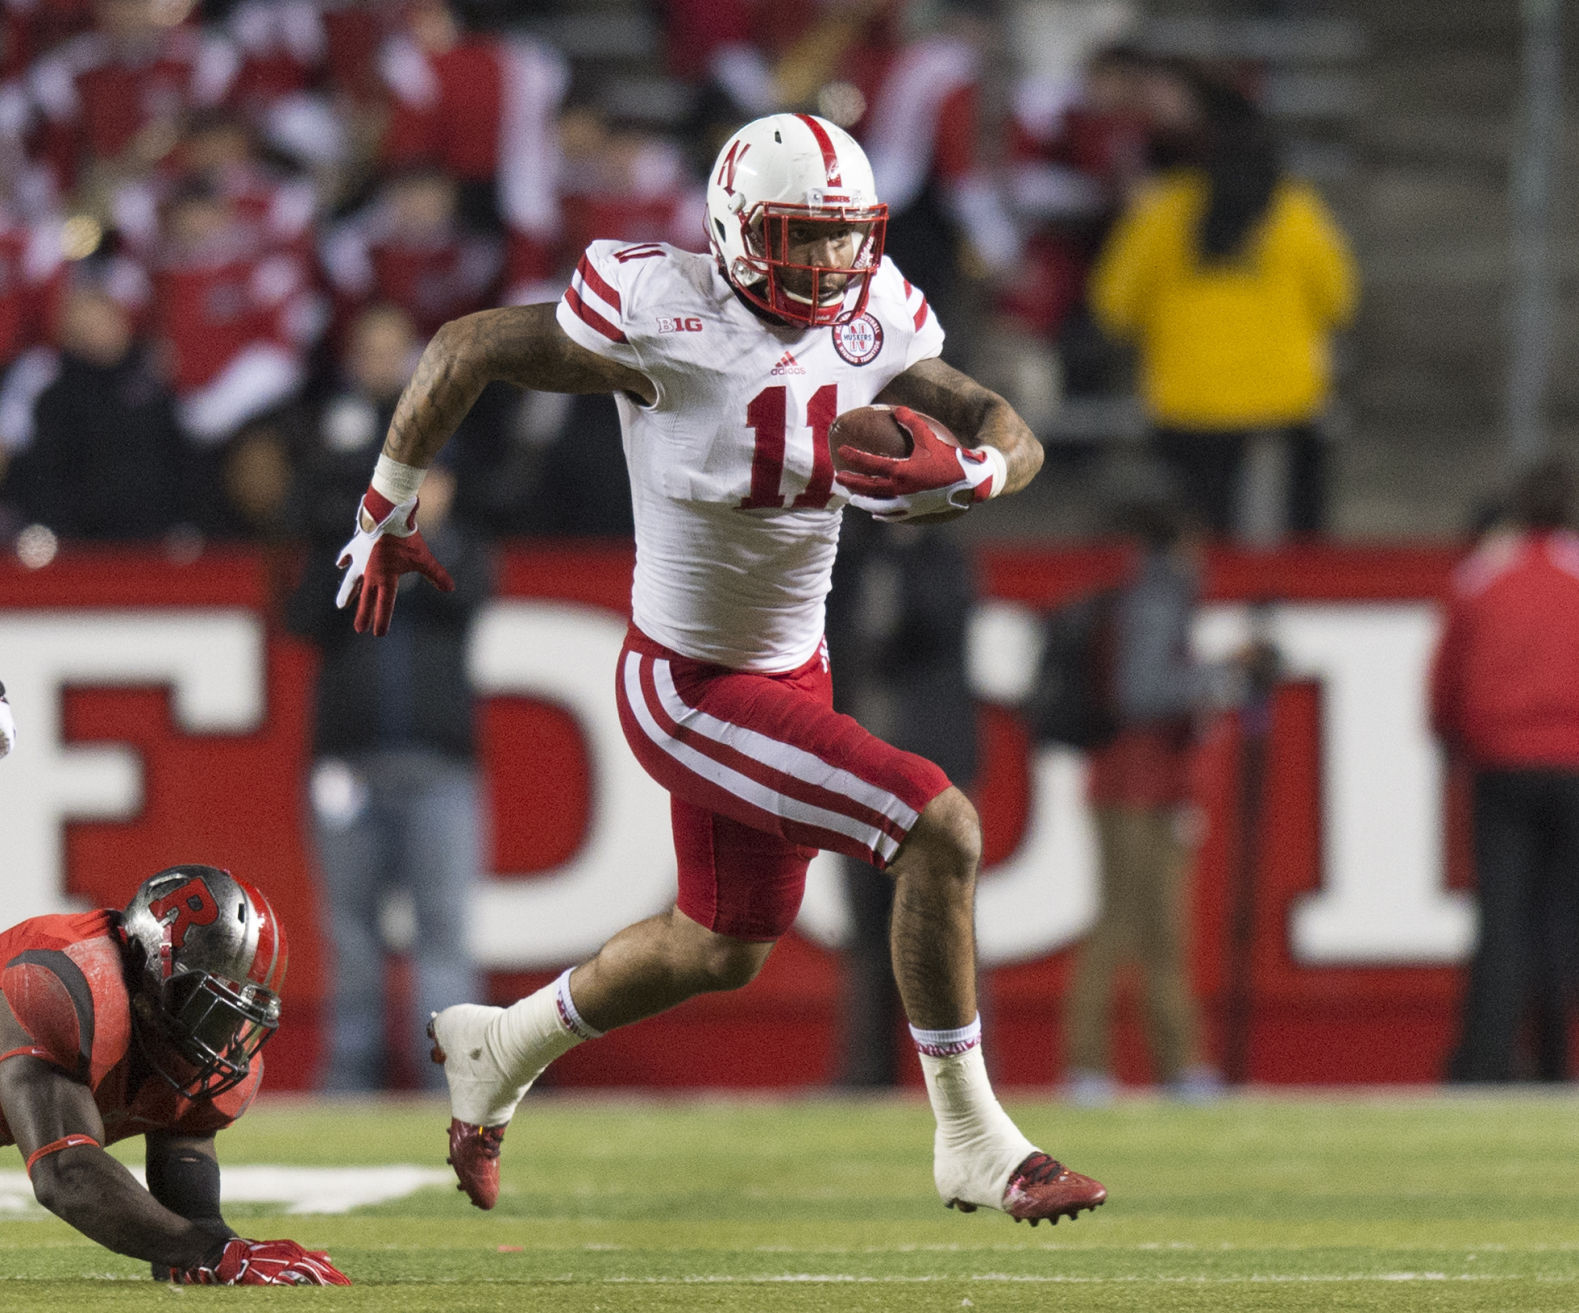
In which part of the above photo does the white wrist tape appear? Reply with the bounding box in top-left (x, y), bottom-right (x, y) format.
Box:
top-left (371, 454), bottom-right (427, 506)
top-left (974, 445), bottom-right (1008, 499)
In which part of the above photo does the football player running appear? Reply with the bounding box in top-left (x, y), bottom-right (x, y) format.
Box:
top-left (335, 113), bottom-right (1106, 1226)
top-left (0, 866), bottom-right (351, 1286)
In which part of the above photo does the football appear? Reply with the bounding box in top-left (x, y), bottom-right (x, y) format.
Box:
top-left (829, 404), bottom-right (966, 521)
top-left (828, 404), bottom-right (960, 472)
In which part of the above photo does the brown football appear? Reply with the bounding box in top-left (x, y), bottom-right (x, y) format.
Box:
top-left (828, 405), bottom-right (959, 471)
top-left (830, 405), bottom-right (966, 521)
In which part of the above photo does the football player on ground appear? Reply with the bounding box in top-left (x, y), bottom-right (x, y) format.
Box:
top-left (0, 865), bottom-right (351, 1286)
top-left (334, 112), bottom-right (1107, 1226)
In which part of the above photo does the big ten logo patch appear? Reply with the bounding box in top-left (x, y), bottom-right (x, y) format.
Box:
top-left (832, 313), bottom-right (883, 365)
top-left (657, 316), bottom-right (704, 334)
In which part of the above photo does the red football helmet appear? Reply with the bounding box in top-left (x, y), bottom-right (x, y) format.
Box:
top-left (705, 112), bottom-right (887, 327)
top-left (121, 866), bottom-right (287, 1099)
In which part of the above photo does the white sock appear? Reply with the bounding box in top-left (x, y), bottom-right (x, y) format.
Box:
top-left (487, 969), bottom-right (602, 1088)
top-left (911, 1017), bottom-right (1036, 1206)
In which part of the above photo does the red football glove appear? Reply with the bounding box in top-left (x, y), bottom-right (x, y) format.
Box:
top-left (335, 489), bottom-right (455, 636)
top-left (836, 406), bottom-right (1003, 522)
top-left (178, 1236), bottom-right (352, 1286)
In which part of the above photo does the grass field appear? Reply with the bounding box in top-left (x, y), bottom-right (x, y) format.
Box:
top-left (4, 1088), bottom-right (1578, 1311)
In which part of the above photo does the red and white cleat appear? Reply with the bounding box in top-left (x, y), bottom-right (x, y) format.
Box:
top-left (948, 1152), bottom-right (1107, 1226)
top-left (428, 1011), bottom-right (520, 1211)
top-left (443, 1117), bottom-right (506, 1211)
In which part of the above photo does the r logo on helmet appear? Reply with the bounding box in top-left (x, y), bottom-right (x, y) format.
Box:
top-left (149, 877), bottom-right (220, 955)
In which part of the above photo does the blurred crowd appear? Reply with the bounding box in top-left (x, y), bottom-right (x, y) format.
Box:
top-left (0, 0), bottom-right (1352, 552)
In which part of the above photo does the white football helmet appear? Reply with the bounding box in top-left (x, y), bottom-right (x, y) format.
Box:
top-left (705, 112), bottom-right (887, 327)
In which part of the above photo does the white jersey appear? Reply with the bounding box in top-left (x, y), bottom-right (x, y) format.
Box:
top-left (555, 241), bottom-right (945, 671)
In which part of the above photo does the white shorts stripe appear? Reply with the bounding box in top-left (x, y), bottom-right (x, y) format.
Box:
top-left (622, 652), bottom-right (903, 862)
top-left (650, 660), bottom-right (919, 833)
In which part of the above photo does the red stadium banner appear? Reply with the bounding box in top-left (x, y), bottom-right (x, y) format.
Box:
top-left (0, 542), bottom-right (1472, 1090)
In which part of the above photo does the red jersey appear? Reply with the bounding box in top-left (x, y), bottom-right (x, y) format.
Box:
top-left (0, 207), bottom-right (64, 359)
top-left (320, 209), bottom-right (501, 339)
top-left (150, 230), bottom-right (311, 393)
top-left (0, 910), bottom-right (259, 1149)
top-left (1430, 530), bottom-right (1579, 768)
top-left (31, 27), bottom-right (238, 189)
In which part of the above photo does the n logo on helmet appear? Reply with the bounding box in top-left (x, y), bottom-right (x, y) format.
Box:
top-left (716, 140), bottom-right (751, 196)
top-left (149, 877), bottom-right (220, 960)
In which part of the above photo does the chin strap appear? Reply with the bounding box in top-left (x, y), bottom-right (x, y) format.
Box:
top-left (26, 1134), bottom-right (101, 1176)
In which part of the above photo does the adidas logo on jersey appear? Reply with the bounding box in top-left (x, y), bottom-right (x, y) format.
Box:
top-left (770, 351), bottom-right (806, 376)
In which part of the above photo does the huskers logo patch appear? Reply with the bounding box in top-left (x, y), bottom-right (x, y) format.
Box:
top-left (832, 313), bottom-right (883, 366)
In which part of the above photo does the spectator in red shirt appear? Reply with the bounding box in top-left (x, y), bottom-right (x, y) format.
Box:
top-left (0, 196), bottom-right (64, 365)
top-left (377, 0), bottom-right (566, 237)
top-left (110, 110), bottom-right (317, 263)
top-left (999, 45), bottom-right (1153, 372)
top-left (854, 6), bottom-right (1017, 327)
top-left (549, 100), bottom-right (703, 278)
top-left (320, 166), bottom-right (501, 341)
top-left (147, 179), bottom-right (318, 446)
top-left (1432, 460), bottom-right (1579, 1082)
top-left (28, 0), bottom-right (238, 196)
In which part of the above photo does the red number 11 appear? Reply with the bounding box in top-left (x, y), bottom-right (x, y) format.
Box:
top-left (739, 383), bottom-right (838, 510)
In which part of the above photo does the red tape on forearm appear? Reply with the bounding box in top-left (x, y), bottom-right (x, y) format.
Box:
top-left (26, 1134), bottom-right (100, 1175)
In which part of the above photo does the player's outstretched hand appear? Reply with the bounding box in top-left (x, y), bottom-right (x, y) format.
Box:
top-left (335, 490), bottom-right (454, 636)
top-left (0, 681), bottom-right (14, 758)
top-left (837, 406), bottom-right (1001, 522)
top-left (179, 1236), bottom-right (352, 1286)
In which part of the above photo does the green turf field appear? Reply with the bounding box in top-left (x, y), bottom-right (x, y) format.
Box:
top-left (3, 1089), bottom-right (1578, 1311)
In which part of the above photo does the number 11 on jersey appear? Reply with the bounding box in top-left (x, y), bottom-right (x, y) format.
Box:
top-left (739, 384), bottom-right (838, 511)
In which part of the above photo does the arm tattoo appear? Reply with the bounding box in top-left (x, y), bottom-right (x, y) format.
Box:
top-left (876, 357), bottom-right (1044, 496)
top-left (383, 303), bottom-right (653, 467)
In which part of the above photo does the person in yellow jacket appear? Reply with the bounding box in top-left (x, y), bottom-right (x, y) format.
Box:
top-left (1091, 76), bottom-right (1357, 538)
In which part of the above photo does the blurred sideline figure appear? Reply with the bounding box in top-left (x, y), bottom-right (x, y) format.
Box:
top-left (999, 43), bottom-right (1156, 398)
top-left (826, 514), bottom-right (979, 1087)
top-left (1090, 74), bottom-right (1356, 541)
top-left (286, 305), bottom-right (491, 1093)
top-left (0, 865), bottom-right (350, 1286)
top-left (1432, 460), bottom-right (1579, 1083)
top-left (0, 276), bottom-right (189, 541)
top-left (1060, 495), bottom-right (1257, 1105)
top-left (0, 682), bottom-right (13, 758)
top-left (331, 112), bottom-right (1107, 1227)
